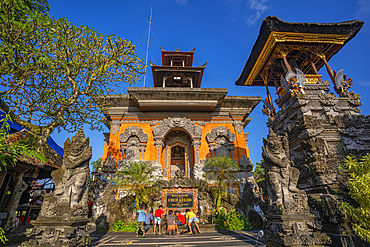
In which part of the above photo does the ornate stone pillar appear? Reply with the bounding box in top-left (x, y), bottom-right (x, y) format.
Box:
top-left (229, 144), bottom-right (235, 160)
top-left (192, 141), bottom-right (201, 164)
top-left (110, 120), bottom-right (121, 135)
top-left (192, 141), bottom-right (201, 179)
top-left (154, 141), bottom-right (164, 165)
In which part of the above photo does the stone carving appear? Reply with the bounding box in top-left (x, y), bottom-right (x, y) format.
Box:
top-left (150, 120), bottom-right (158, 126)
top-left (194, 159), bottom-right (206, 180)
top-left (153, 116), bottom-right (203, 141)
top-left (262, 128), bottom-right (331, 246)
top-left (99, 155), bottom-right (117, 173)
top-left (207, 126), bottom-right (236, 158)
top-left (319, 94), bottom-right (338, 106)
top-left (268, 82), bottom-right (370, 244)
top-left (2, 172), bottom-right (27, 233)
top-left (120, 126), bottom-right (148, 161)
top-left (152, 162), bottom-right (164, 179)
top-left (111, 120), bottom-right (121, 135)
top-left (239, 155), bottom-right (252, 171)
top-left (233, 121), bottom-right (244, 134)
top-left (120, 126), bottom-right (148, 143)
top-left (26, 128), bottom-right (91, 246)
top-left (262, 128), bottom-right (307, 214)
top-left (206, 126), bottom-right (235, 143)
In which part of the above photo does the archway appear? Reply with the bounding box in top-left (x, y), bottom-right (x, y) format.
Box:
top-left (163, 130), bottom-right (193, 180)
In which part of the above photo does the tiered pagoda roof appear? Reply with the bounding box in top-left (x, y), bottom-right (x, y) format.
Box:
top-left (235, 16), bottom-right (364, 87)
top-left (150, 47), bottom-right (207, 88)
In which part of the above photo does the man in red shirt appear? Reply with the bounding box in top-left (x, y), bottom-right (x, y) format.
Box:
top-left (175, 211), bottom-right (188, 234)
top-left (153, 205), bottom-right (164, 235)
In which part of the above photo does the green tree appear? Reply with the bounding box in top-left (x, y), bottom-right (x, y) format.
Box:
top-left (340, 155), bottom-right (370, 243)
top-left (204, 155), bottom-right (240, 211)
top-left (0, 0), bottom-right (145, 152)
top-left (91, 158), bottom-right (102, 172)
top-left (114, 161), bottom-right (159, 210)
top-left (0, 0), bottom-right (51, 96)
top-left (253, 158), bottom-right (264, 178)
top-left (0, 113), bottom-right (45, 170)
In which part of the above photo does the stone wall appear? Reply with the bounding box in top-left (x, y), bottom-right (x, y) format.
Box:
top-left (267, 81), bottom-right (370, 244)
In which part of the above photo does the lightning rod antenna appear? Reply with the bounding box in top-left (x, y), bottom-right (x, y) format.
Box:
top-left (143, 5), bottom-right (153, 87)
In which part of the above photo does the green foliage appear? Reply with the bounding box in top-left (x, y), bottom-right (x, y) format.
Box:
top-left (204, 155), bottom-right (240, 211)
top-left (214, 209), bottom-right (252, 231)
top-left (0, 113), bottom-right (46, 170)
top-left (253, 158), bottom-right (264, 177)
top-left (91, 158), bottom-right (102, 172)
top-left (111, 220), bottom-right (136, 232)
top-left (0, 0), bottom-right (145, 150)
top-left (340, 155), bottom-right (370, 243)
top-left (0, 227), bottom-right (8, 244)
top-left (114, 161), bottom-right (159, 210)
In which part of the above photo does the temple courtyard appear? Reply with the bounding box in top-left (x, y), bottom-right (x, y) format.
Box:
top-left (87, 230), bottom-right (267, 247)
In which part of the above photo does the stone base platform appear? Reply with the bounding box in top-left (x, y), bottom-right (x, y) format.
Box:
top-left (23, 218), bottom-right (91, 247)
top-left (265, 214), bottom-right (331, 247)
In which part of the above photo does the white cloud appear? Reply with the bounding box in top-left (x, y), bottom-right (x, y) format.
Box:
top-left (175, 0), bottom-right (187, 5)
top-left (358, 81), bottom-right (370, 86)
top-left (357, 0), bottom-right (370, 15)
top-left (246, 0), bottom-right (268, 26)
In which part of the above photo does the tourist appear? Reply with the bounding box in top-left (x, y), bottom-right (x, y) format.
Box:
top-left (136, 204), bottom-right (146, 238)
top-left (153, 205), bottom-right (164, 235)
top-left (175, 211), bottom-right (189, 234)
top-left (186, 209), bottom-right (201, 234)
top-left (166, 210), bottom-right (177, 235)
top-left (144, 209), bottom-right (153, 233)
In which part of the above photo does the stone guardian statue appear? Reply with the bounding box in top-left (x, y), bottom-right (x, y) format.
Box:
top-left (25, 127), bottom-right (92, 246)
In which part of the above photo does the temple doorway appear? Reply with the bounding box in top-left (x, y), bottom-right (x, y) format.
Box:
top-left (171, 145), bottom-right (185, 177)
top-left (164, 130), bottom-right (193, 180)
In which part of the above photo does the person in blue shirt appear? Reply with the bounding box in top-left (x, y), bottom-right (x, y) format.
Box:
top-left (144, 209), bottom-right (154, 233)
top-left (136, 204), bottom-right (146, 237)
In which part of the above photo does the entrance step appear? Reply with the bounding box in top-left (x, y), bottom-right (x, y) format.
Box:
top-left (145, 223), bottom-right (217, 234)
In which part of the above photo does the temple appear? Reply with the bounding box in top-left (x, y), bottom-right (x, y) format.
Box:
top-left (100, 47), bottom-right (261, 211)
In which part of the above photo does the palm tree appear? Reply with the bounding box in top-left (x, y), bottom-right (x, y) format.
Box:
top-left (204, 155), bottom-right (240, 211)
top-left (115, 161), bottom-right (159, 210)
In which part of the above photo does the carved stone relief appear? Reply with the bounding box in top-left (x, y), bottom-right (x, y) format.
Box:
top-left (153, 116), bottom-right (203, 141)
top-left (239, 155), bottom-right (252, 171)
top-left (120, 126), bottom-right (148, 143)
top-left (120, 126), bottom-right (148, 162)
top-left (233, 121), bottom-right (244, 135)
top-left (207, 126), bottom-right (235, 158)
top-left (111, 120), bottom-right (121, 135)
top-left (206, 126), bottom-right (235, 143)
top-left (99, 155), bottom-right (117, 173)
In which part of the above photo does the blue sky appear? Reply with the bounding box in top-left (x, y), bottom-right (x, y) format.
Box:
top-left (48, 0), bottom-right (370, 167)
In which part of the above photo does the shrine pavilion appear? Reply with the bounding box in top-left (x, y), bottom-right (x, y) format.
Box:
top-left (101, 47), bottom-right (261, 194)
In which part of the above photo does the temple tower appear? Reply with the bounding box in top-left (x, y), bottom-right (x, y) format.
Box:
top-left (236, 16), bottom-right (367, 246)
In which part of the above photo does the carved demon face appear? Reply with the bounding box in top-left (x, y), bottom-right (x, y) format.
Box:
top-left (263, 129), bottom-right (284, 156)
top-left (63, 127), bottom-right (92, 169)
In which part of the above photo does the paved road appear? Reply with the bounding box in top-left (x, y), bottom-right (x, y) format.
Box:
top-left (88, 230), bottom-right (267, 247)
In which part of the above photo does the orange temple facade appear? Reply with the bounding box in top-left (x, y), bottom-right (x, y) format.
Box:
top-left (101, 48), bottom-right (261, 191)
